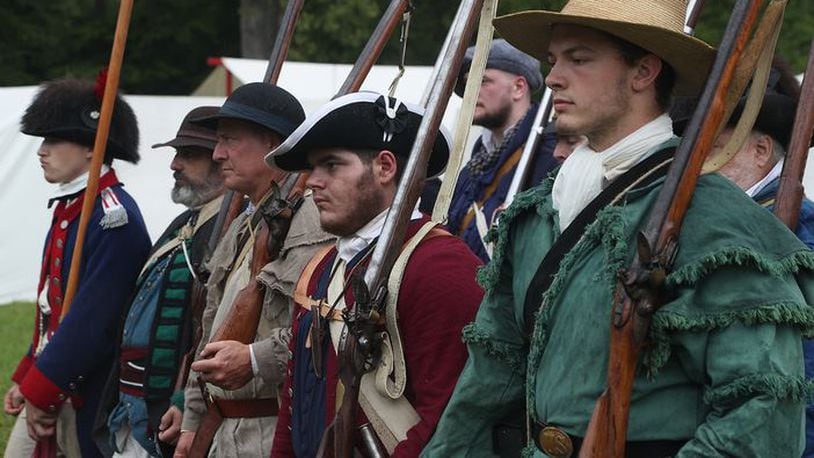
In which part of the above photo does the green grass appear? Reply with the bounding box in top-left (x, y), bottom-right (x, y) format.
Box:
top-left (0, 302), bottom-right (35, 455)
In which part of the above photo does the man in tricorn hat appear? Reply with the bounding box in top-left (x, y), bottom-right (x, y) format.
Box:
top-left (173, 83), bottom-right (332, 457)
top-left (91, 106), bottom-right (225, 457)
top-left (424, 1), bottom-right (814, 456)
top-left (3, 78), bottom-right (151, 457)
top-left (267, 92), bottom-right (483, 456)
top-left (446, 39), bottom-right (558, 262)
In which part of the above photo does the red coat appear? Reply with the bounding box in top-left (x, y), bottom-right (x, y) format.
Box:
top-left (272, 218), bottom-right (483, 457)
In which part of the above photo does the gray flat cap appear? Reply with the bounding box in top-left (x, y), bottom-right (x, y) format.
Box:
top-left (455, 38), bottom-right (543, 97)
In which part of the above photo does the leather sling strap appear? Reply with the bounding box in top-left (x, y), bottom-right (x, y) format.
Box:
top-left (522, 147), bottom-right (676, 338)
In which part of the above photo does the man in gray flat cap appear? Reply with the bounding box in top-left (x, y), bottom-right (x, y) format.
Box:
top-left (445, 39), bottom-right (558, 262)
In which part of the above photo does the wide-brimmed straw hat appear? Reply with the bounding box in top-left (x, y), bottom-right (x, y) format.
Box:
top-left (493, 0), bottom-right (715, 97)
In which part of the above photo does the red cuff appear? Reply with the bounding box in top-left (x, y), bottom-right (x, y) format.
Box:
top-left (18, 365), bottom-right (70, 414)
top-left (11, 355), bottom-right (33, 384)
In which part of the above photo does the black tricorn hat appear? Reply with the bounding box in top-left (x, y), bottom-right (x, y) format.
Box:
top-left (152, 106), bottom-right (219, 151)
top-left (191, 82), bottom-right (305, 138)
top-left (21, 77), bottom-right (140, 163)
top-left (267, 92), bottom-right (451, 178)
top-left (730, 92), bottom-right (797, 149)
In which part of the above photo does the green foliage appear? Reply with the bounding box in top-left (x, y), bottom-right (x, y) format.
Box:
top-left (0, 1), bottom-right (812, 94)
top-left (0, 302), bottom-right (35, 455)
top-left (0, 0), bottom-right (239, 94)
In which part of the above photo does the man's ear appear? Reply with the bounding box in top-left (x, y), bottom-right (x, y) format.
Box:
top-left (631, 54), bottom-right (662, 93)
top-left (375, 150), bottom-right (398, 185)
top-left (752, 133), bottom-right (775, 168)
top-left (512, 76), bottom-right (529, 101)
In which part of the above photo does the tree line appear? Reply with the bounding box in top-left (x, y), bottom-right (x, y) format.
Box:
top-left (0, 0), bottom-right (811, 95)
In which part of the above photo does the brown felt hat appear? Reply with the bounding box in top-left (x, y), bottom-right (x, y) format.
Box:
top-left (152, 106), bottom-right (219, 151)
top-left (493, 0), bottom-right (716, 97)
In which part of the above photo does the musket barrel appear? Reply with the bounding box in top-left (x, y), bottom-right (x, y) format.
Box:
top-left (774, 39), bottom-right (814, 230)
top-left (364, 0), bottom-right (484, 291)
top-left (336, 0), bottom-right (411, 97)
top-left (647, 0), bottom-right (763, 251)
top-left (264, 0), bottom-right (305, 84)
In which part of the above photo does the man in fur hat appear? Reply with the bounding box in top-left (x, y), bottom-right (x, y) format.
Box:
top-left (3, 78), bottom-right (151, 458)
top-left (91, 106), bottom-right (226, 458)
top-left (424, 1), bottom-right (814, 456)
top-left (173, 83), bottom-right (333, 457)
top-left (266, 92), bottom-right (483, 457)
top-left (446, 39), bottom-right (558, 262)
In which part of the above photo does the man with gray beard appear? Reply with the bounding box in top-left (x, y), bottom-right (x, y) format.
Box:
top-left (93, 106), bottom-right (226, 458)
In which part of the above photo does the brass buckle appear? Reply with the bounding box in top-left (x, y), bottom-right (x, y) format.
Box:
top-left (539, 426), bottom-right (573, 458)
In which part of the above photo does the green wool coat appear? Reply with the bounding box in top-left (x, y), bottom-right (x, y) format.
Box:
top-left (423, 144), bottom-right (814, 457)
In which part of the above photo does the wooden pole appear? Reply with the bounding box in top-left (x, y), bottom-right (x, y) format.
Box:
top-left (60, 0), bottom-right (134, 320)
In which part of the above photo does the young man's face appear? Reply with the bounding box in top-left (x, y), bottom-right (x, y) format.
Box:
top-left (305, 147), bottom-right (389, 237)
top-left (170, 146), bottom-right (223, 207)
top-left (545, 25), bottom-right (635, 145)
top-left (471, 68), bottom-right (522, 130)
top-left (213, 118), bottom-right (280, 198)
top-left (37, 138), bottom-right (92, 184)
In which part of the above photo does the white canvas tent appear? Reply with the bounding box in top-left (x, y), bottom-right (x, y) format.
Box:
top-left (0, 58), bottom-right (470, 304)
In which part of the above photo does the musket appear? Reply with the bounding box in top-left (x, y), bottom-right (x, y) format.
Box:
top-left (430, 0), bottom-right (497, 222)
top-left (188, 2), bottom-right (411, 457)
top-left (172, 0), bottom-right (301, 398)
top-left (774, 40), bottom-right (814, 230)
top-left (318, 1), bottom-right (484, 456)
top-left (579, 1), bottom-right (767, 456)
top-left (684, 0), bottom-right (707, 35)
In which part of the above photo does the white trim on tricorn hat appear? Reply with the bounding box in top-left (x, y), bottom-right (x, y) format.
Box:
top-left (266, 91), bottom-right (452, 178)
top-left (493, 0), bottom-right (715, 97)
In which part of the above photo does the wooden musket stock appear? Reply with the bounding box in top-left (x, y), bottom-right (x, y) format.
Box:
top-left (320, 1), bottom-right (484, 457)
top-left (579, 1), bottom-right (765, 456)
top-left (774, 40), bottom-right (814, 230)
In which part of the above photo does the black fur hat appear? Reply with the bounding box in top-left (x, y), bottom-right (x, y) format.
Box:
top-left (21, 77), bottom-right (140, 163)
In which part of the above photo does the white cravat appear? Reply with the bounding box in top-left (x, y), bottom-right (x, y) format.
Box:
top-left (746, 158), bottom-right (784, 198)
top-left (51, 165), bottom-right (111, 202)
top-left (335, 207), bottom-right (423, 264)
top-left (552, 114), bottom-right (675, 229)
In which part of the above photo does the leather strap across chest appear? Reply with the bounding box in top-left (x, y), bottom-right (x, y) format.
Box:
top-left (522, 147), bottom-right (676, 338)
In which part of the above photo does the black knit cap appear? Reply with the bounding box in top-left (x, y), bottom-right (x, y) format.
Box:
top-left (267, 92), bottom-right (451, 178)
top-left (191, 82), bottom-right (305, 138)
top-left (21, 77), bottom-right (140, 163)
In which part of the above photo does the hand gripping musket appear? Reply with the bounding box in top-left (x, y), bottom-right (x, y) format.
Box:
top-left (774, 40), bottom-right (814, 230)
top-left (578, 1), bottom-right (767, 456)
top-left (187, 2), bottom-right (412, 457)
top-left (317, 1), bottom-right (484, 457)
top-left (172, 0), bottom-right (303, 400)
top-left (33, 2), bottom-right (134, 457)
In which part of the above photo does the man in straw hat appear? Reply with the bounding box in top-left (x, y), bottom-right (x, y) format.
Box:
top-left (173, 83), bottom-right (332, 457)
top-left (4, 78), bottom-right (151, 458)
top-left (446, 39), bottom-right (558, 263)
top-left (266, 92), bottom-right (482, 456)
top-left (91, 106), bottom-right (226, 457)
top-left (423, 1), bottom-right (814, 456)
